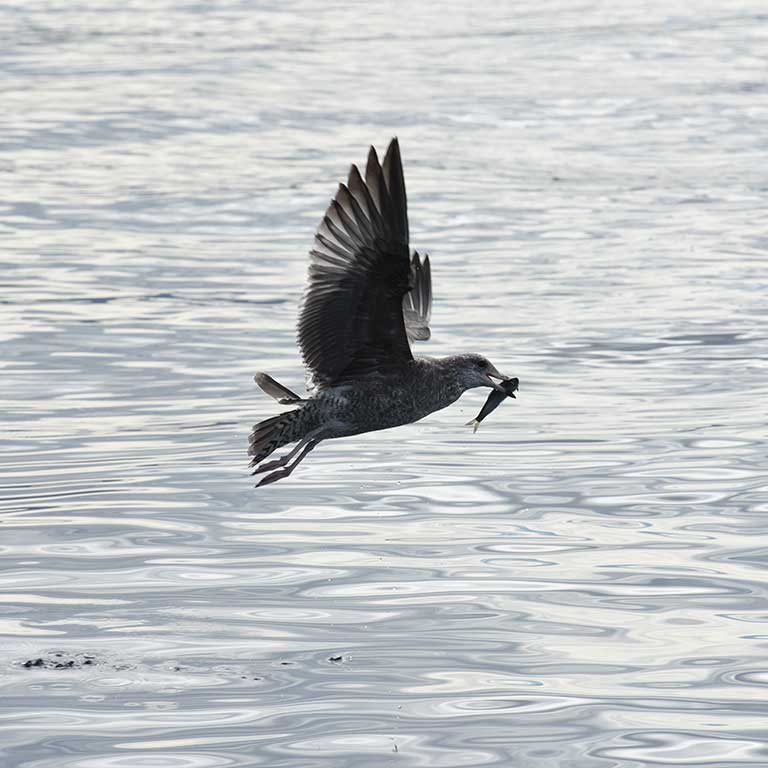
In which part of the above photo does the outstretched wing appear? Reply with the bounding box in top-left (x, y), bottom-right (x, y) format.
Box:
top-left (403, 251), bottom-right (431, 342)
top-left (297, 138), bottom-right (414, 387)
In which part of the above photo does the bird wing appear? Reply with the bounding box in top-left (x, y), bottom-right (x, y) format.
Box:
top-left (297, 138), bottom-right (414, 387)
top-left (402, 251), bottom-right (431, 342)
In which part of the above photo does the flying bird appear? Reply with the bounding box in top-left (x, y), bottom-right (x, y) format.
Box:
top-left (249, 138), bottom-right (514, 486)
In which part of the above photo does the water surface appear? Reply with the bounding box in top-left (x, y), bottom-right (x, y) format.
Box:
top-left (2, 1), bottom-right (768, 766)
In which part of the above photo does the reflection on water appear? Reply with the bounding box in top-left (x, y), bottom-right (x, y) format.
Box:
top-left (2, 0), bottom-right (768, 766)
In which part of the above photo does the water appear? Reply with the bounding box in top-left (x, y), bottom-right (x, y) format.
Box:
top-left (2, 1), bottom-right (768, 765)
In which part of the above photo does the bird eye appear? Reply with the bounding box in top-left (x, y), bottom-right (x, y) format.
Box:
top-left (475, 360), bottom-right (484, 369)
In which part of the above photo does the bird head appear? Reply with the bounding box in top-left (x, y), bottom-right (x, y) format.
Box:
top-left (448, 354), bottom-right (510, 393)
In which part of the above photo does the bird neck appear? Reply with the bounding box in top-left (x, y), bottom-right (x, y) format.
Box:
top-left (425, 356), bottom-right (470, 398)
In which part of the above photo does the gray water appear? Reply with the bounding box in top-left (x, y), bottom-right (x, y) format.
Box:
top-left (2, 1), bottom-right (768, 766)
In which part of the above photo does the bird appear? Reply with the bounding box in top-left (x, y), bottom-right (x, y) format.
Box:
top-left (249, 138), bottom-right (514, 486)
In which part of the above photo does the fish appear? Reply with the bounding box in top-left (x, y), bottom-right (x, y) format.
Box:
top-left (466, 377), bottom-right (519, 432)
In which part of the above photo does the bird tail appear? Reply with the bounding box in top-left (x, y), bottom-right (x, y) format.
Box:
top-left (248, 410), bottom-right (300, 466)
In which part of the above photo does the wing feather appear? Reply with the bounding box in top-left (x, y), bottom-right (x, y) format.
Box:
top-left (297, 138), bottom-right (416, 387)
top-left (403, 252), bottom-right (432, 342)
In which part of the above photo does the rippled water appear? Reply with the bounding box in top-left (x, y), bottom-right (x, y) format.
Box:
top-left (3, 1), bottom-right (768, 766)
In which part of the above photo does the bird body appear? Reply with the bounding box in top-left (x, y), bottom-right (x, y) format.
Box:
top-left (251, 355), bottom-right (484, 462)
top-left (249, 139), bottom-right (515, 486)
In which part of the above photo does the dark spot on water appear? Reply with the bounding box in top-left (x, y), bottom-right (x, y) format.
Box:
top-left (22, 652), bottom-right (99, 670)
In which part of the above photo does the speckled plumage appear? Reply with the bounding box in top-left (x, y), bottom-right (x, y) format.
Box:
top-left (249, 357), bottom-right (467, 461)
top-left (249, 140), bottom-right (513, 486)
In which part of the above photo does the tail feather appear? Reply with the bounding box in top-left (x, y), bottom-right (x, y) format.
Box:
top-left (248, 411), bottom-right (298, 466)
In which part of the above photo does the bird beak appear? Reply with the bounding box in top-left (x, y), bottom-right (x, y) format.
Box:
top-left (486, 366), bottom-right (509, 393)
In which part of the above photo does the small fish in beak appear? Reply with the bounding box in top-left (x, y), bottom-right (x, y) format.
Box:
top-left (486, 364), bottom-right (510, 392)
top-left (466, 377), bottom-right (519, 432)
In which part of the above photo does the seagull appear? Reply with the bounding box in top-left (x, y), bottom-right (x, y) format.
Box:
top-left (249, 138), bottom-right (514, 486)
